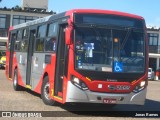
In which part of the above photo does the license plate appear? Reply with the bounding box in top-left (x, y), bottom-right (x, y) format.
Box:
top-left (103, 98), bottom-right (117, 104)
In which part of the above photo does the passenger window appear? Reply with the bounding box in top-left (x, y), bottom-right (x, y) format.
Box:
top-left (45, 37), bottom-right (56, 52)
top-left (17, 30), bottom-right (22, 39)
top-left (15, 30), bottom-right (22, 51)
top-left (23, 28), bottom-right (29, 39)
top-left (36, 25), bottom-right (46, 52)
top-left (21, 39), bottom-right (28, 52)
top-left (45, 22), bottom-right (58, 52)
top-left (36, 38), bottom-right (44, 51)
top-left (47, 23), bottom-right (58, 37)
top-left (37, 25), bottom-right (47, 38)
top-left (20, 28), bottom-right (29, 52)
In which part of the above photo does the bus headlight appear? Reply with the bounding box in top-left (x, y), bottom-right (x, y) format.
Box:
top-left (140, 81), bottom-right (146, 87)
top-left (133, 81), bottom-right (146, 93)
top-left (71, 76), bottom-right (88, 90)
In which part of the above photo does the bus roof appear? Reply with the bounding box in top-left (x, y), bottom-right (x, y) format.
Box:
top-left (13, 15), bottom-right (52, 30)
top-left (66, 9), bottom-right (144, 20)
top-left (10, 9), bottom-right (144, 30)
top-left (11, 12), bottom-right (67, 30)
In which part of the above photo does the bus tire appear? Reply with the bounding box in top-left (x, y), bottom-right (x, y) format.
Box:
top-left (41, 76), bottom-right (55, 106)
top-left (13, 69), bottom-right (22, 91)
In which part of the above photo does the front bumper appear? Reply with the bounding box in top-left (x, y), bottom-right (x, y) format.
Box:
top-left (66, 81), bottom-right (147, 105)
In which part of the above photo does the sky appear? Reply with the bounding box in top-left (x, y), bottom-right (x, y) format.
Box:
top-left (0, 0), bottom-right (160, 27)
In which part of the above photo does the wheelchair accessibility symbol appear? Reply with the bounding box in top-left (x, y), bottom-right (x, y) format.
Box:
top-left (114, 62), bottom-right (123, 72)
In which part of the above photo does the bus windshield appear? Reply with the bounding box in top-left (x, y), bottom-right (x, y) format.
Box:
top-left (74, 26), bottom-right (145, 73)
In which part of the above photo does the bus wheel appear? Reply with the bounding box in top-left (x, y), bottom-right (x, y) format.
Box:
top-left (13, 69), bottom-right (22, 91)
top-left (41, 76), bottom-right (55, 106)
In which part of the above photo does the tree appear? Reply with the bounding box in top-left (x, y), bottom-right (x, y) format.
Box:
top-left (14, 5), bottom-right (22, 11)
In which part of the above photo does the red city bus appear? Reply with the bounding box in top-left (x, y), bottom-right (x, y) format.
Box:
top-left (6, 9), bottom-right (148, 106)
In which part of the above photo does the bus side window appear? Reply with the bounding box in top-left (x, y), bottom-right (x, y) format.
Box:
top-left (22, 28), bottom-right (29, 39)
top-left (36, 38), bottom-right (44, 51)
top-left (36, 25), bottom-right (47, 52)
top-left (10, 33), bottom-right (16, 50)
top-left (45, 22), bottom-right (58, 52)
top-left (21, 39), bottom-right (28, 52)
top-left (15, 30), bottom-right (22, 51)
top-left (21, 28), bottom-right (29, 52)
top-left (45, 37), bottom-right (56, 51)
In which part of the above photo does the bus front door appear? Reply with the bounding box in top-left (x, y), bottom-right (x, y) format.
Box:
top-left (54, 25), bottom-right (68, 98)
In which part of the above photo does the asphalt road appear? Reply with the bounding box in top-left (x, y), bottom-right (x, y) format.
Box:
top-left (0, 69), bottom-right (160, 119)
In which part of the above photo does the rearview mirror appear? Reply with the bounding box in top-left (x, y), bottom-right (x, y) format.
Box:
top-left (65, 26), bottom-right (73, 45)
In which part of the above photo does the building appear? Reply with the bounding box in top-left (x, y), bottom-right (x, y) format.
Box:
top-left (0, 37), bottom-right (7, 50)
top-left (0, 0), bottom-right (53, 37)
top-left (0, 0), bottom-right (54, 50)
top-left (22, 0), bottom-right (48, 12)
top-left (147, 26), bottom-right (160, 72)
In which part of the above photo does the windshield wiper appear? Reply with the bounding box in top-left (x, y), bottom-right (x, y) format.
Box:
top-left (120, 28), bottom-right (132, 50)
